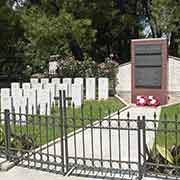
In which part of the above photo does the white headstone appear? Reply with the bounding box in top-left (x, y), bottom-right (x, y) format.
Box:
top-left (22, 83), bottom-right (31, 90)
top-left (86, 78), bottom-right (96, 100)
top-left (74, 78), bottom-right (84, 100)
top-left (52, 78), bottom-right (60, 97)
top-left (24, 89), bottom-right (37, 114)
top-left (11, 88), bottom-right (23, 97)
top-left (41, 78), bottom-right (49, 88)
top-left (72, 84), bottom-right (83, 107)
top-left (74, 78), bottom-right (83, 86)
top-left (0, 88), bottom-right (11, 116)
top-left (56, 84), bottom-right (68, 107)
top-left (51, 78), bottom-right (60, 85)
top-left (98, 78), bottom-right (109, 100)
top-left (0, 96), bottom-right (11, 119)
top-left (11, 82), bottom-right (20, 90)
top-left (11, 82), bottom-right (20, 96)
top-left (63, 78), bottom-right (72, 97)
top-left (30, 78), bottom-right (39, 84)
top-left (37, 89), bottom-right (50, 115)
top-left (1, 88), bottom-right (10, 97)
top-left (12, 96), bottom-right (27, 122)
top-left (31, 83), bottom-right (42, 90)
top-left (30, 78), bottom-right (39, 89)
top-left (22, 83), bottom-right (31, 96)
top-left (44, 83), bottom-right (55, 106)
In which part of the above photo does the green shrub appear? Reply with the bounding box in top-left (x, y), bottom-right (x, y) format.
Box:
top-left (56, 56), bottom-right (119, 79)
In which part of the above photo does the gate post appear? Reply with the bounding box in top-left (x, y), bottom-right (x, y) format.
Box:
top-left (59, 90), bottom-right (65, 174)
top-left (4, 109), bottom-right (11, 161)
top-left (142, 116), bottom-right (146, 177)
top-left (137, 116), bottom-right (142, 180)
top-left (62, 90), bottom-right (69, 173)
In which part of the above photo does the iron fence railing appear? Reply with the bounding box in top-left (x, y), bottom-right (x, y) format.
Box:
top-left (143, 114), bottom-right (180, 180)
top-left (0, 91), bottom-right (180, 180)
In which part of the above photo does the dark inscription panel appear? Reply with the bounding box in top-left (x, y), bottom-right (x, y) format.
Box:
top-left (135, 44), bottom-right (162, 88)
top-left (135, 55), bottom-right (162, 66)
top-left (135, 44), bottom-right (161, 54)
top-left (135, 67), bottom-right (161, 87)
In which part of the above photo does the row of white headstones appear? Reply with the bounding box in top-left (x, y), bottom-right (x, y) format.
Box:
top-left (0, 77), bottom-right (109, 117)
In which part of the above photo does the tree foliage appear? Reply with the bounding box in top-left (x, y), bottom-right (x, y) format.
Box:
top-left (151, 0), bottom-right (180, 56)
top-left (0, 0), bottom-right (180, 80)
top-left (0, 0), bottom-right (26, 80)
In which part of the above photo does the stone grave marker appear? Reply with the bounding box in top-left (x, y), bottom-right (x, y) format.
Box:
top-left (12, 95), bottom-right (27, 121)
top-left (11, 83), bottom-right (20, 96)
top-left (63, 78), bottom-right (72, 97)
top-left (0, 88), bottom-right (11, 118)
top-left (74, 78), bottom-right (84, 100)
top-left (56, 84), bottom-right (68, 107)
top-left (51, 78), bottom-right (60, 85)
top-left (22, 83), bottom-right (31, 96)
top-left (25, 89), bottom-right (37, 114)
top-left (37, 89), bottom-right (50, 115)
top-left (30, 78), bottom-right (38, 84)
top-left (74, 78), bottom-right (83, 86)
top-left (98, 78), bottom-right (109, 100)
top-left (30, 78), bottom-right (40, 89)
top-left (86, 78), bottom-right (96, 100)
top-left (52, 78), bottom-right (60, 97)
top-left (43, 83), bottom-right (55, 106)
top-left (72, 84), bottom-right (83, 107)
top-left (41, 78), bottom-right (49, 88)
top-left (31, 83), bottom-right (42, 90)
top-left (11, 88), bottom-right (23, 98)
top-left (22, 83), bottom-right (31, 89)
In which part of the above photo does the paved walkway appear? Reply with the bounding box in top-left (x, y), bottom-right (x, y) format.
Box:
top-left (0, 165), bottom-right (165, 180)
top-left (38, 105), bottom-right (161, 179)
top-left (0, 105), bottom-right (162, 180)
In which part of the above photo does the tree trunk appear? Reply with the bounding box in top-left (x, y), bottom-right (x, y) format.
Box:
top-left (169, 32), bottom-right (179, 57)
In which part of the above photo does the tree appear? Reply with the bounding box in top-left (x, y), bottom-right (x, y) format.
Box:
top-left (20, 6), bottom-right (96, 70)
top-left (0, 0), bottom-right (27, 80)
top-left (143, 0), bottom-right (180, 56)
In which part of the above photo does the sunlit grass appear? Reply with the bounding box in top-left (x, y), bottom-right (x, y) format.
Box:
top-left (156, 104), bottom-right (180, 148)
top-left (3, 97), bottom-right (125, 146)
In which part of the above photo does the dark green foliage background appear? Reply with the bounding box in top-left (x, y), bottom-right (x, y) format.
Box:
top-left (0, 0), bottom-right (180, 81)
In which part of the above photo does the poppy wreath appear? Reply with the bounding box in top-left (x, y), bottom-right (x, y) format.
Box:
top-left (147, 96), bottom-right (160, 107)
top-left (136, 95), bottom-right (148, 106)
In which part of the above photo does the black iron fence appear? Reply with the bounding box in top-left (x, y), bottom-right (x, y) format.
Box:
top-left (143, 114), bottom-right (180, 180)
top-left (0, 91), bottom-right (180, 180)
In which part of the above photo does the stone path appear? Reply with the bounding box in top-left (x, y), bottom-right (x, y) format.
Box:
top-left (38, 105), bottom-right (161, 179)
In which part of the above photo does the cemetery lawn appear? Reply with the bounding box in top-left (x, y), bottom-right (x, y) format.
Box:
top-left (156, 104), bottom-right (180, 148)
top-left (9, 97), bottom-right (125, 146)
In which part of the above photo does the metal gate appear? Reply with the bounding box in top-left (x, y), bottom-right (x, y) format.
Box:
top-left (0, 91), bottom-right (145, 179)
top-left (0, 93), bottom-right (66, 175)
top-left (62, 95), bottom-right (144, 179)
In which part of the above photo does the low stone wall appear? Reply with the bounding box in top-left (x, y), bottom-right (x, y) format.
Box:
top-left (167, 56), bottom-right (180, 104)
top-left (116, 63), bottom-right (131, 103)
top-left (168, 92), bottom-right (180, 104)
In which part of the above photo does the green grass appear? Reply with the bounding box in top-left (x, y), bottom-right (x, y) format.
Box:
top-left (5, 97), bottom-right (125, 146)
top-left (156, 104), bottom-right (180, 148)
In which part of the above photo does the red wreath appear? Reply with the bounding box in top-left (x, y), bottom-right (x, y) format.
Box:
top-left (136, 95), bottom-right (147, 106)
top-left (147, 96), bottom-right (160, 107)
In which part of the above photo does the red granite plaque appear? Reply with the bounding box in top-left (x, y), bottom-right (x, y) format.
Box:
top-left (131, 38), bottom-right (168, 105)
